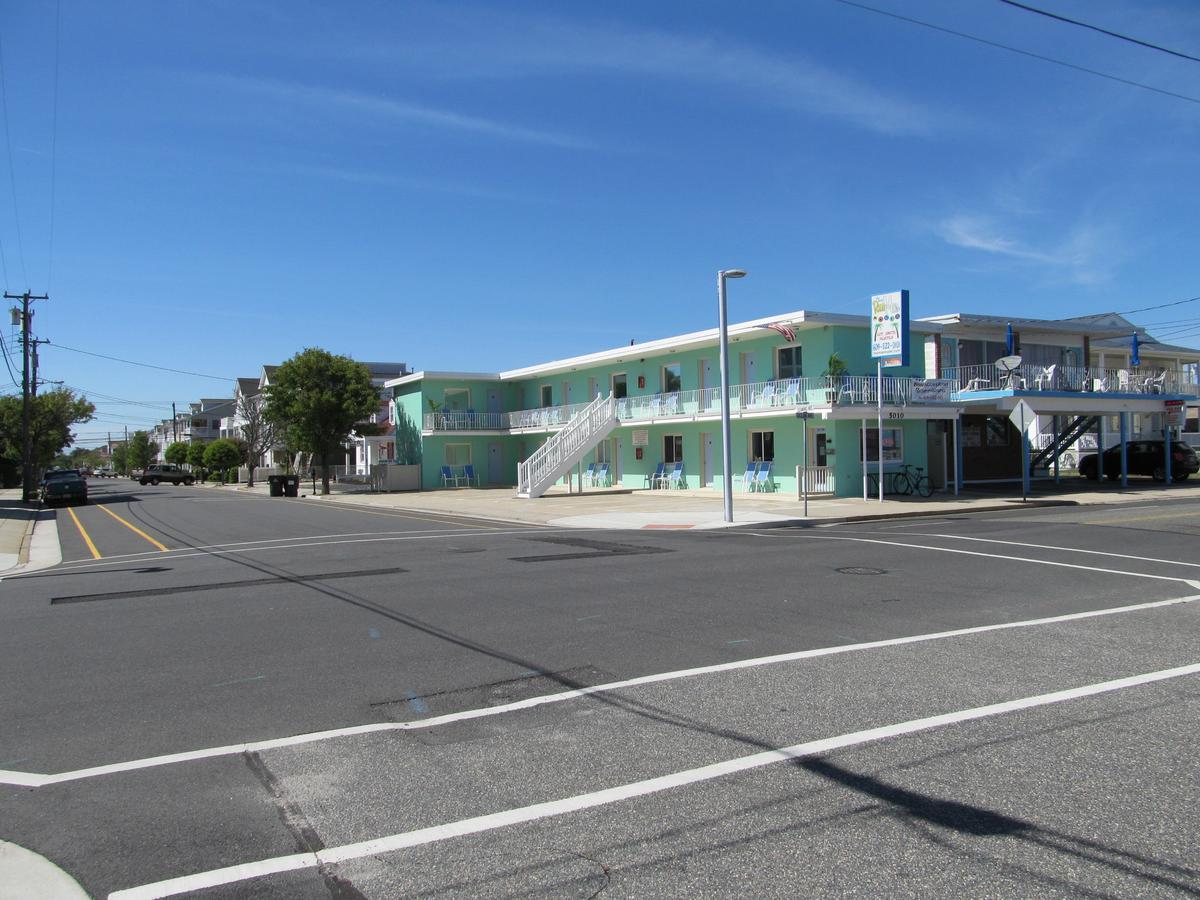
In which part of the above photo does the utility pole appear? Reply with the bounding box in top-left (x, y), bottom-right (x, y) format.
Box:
top-left (6, 291), bottom-right (49, 502)
top-left (172, 402), bottom-right (177, 444)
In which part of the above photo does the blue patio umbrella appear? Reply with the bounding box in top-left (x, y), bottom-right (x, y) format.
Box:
top-left (1005, 322), bottom-right (1014, 355)
top-left (1131, 332), bottom-right (1141, 367)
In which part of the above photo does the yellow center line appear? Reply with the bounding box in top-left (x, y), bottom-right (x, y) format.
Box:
top-left (96, 504), bottom-right (170, 551)
top-left (66, 507), bottom-right (102, 559)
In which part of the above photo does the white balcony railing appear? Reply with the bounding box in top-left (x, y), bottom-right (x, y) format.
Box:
top-left (944, 364), bottom-right (1199, 396)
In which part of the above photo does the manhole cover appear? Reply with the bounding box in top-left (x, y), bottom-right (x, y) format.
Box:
top-left (837, 566), bottom-right (887, 575)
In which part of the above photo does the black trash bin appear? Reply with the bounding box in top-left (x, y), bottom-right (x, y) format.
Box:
top-left (283, 475), bottom-right (300, 497)
top-left (267, 474), bottom-right (285, 497)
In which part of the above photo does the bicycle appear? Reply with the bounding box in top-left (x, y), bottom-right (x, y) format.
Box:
top-left (891, 464), bottom-right (933, 498)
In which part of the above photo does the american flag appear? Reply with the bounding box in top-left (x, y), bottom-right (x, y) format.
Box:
top-left (756, 322), bottom-right (796, 342)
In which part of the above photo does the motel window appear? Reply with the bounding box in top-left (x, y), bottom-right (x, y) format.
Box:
top-left (777, 347), bottom-right (802, 380)
top-left (444, 388), bottom-right (470, 411)
top-left (859, 427), bottom-right (903, 463)
top-left (985, 417), bottom-right (1010, 447)
top-left (750, 431), bottom-right (774, 462)
top-left (595, 439), bottom-right (612, 464)
top-left (445, 444), bottom-right (472, 466)
top-left (612, 373), bottom-right (627, 399)
top-left (540, 385), bottom-right (553, 408)
top-left (663, 434), bottom-right (683, 464)
top-left (192, 418), bottom-right (207, 429)
top-left (662, 363), bottom-right (682, 393)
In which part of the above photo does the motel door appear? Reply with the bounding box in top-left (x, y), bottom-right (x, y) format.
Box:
top-left (811, 429), bottom-right (828, 467)
top-left (701, 432), bottom-right (714, 487)
top-left (740, 352), bottom-right (756, 385)
top-left (614, 437), bottom-right (623, 484)
top-left (487, 389), bottom-right (501, 417)
top-left (488, 442), bottom-right (502, 485)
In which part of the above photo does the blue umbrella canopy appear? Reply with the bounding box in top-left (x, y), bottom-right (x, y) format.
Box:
top-left (1005, 322), bottom-right (1014, 355)
top-left (1131, 332), bottom-right (1141, 367)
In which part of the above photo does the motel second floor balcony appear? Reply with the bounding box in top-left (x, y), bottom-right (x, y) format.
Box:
top-left (944, 364), bottom-right (1200, 398)
top-left (421, 375), bottom-right (961, 434)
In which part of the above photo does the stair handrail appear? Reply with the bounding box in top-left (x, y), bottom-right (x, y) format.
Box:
top-left (517, 392), bottom-right (616, 495)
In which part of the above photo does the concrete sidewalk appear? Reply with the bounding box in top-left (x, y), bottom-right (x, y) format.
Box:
top-left (229, 477), bottom-right (1198, 530)
top-left (0, 489), bottom-right (43, 574)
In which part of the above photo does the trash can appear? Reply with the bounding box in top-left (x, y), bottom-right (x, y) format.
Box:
top-left (267, 474), bottom-right (285, 497)
top-left (283, 475), bottom-right (300, 497)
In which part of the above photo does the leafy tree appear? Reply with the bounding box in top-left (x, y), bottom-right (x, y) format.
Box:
top-left (0, 388), bottom-right (96, 487)
top-left (237, 392), bottom-right (278, 487)
top-left (111, 444), bottom-right (129, 476)
top-left (187, 441), bottom-right (208, 480)
top-left (263, 349), bottom-right (377, 494)
top-left (127, 431), bottom-right (154, 471)
top-left (203, 439), bottom-right (241, 483)
top-left (164, 442), bottom-right (190, 466)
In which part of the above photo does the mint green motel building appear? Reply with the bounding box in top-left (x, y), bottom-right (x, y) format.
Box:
top-left (385, 306), bottom-right (1200, 498)
top-left (387, 308), bottom-right (960, 499)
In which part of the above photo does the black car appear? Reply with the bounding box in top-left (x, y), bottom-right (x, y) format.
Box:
top-left (40, 468), bottom-right (89, 506)
top-left (1079, 440), bottom-right (1198, 482)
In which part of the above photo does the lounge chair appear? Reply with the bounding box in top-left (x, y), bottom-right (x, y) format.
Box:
top-left (645, 462), bottom-right (665, 489)
top-left (582, 462), bottom-right (597, 486)
top-left (660, 462), bottom-right (684, 489)
top-left (440, 465), bottom-right (462, 487)
top-left (737, 461), bottom-right (759, 492)
top-left (753, 461), bottom-right (774, 492)
top-left (462, 464), bottom-right (477, 486)
top-left (593, 463), bottom-right (611, 487)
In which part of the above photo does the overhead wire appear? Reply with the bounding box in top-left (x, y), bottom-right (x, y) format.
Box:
top-left (998, 0), bottom-right (1200, 64)
top-left (832, 0), bottom-right (1200, 106)
top-left (1114, 295), bottom-right (1200, 315)
top-left (0, 329), bottom-right (19, 387)
top-left (44, 342), bottom-right (232, 381)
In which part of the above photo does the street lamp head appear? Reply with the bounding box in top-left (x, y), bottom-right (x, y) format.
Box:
top-left (720, 269), bottom-right (747, 279)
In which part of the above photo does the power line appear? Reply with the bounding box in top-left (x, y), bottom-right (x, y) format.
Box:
top-left (45, 343), bottom-right (232, 381)
top-left (998, 0), bottom-right (1200, 65)
top-left (0, 329), bottom-right (19, 387)
top-left (0, 32), bottom-right (29, 287)
top-left (832, 0), bottom-right (1200, 106)
top-left (1114, 295), bottom-right (1200, 315)
top-left (59, 382), bottom-right (174, 410)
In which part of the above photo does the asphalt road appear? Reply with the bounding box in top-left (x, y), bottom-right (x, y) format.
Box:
top-left (2, 480), bottom-right (1198, 898)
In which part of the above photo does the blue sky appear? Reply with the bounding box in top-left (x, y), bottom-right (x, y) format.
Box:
top-left (0, 1), bottom-right (1197, 445)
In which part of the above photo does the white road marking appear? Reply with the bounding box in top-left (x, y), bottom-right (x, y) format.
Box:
top-left (108, 661), bottom-right (1200, 899)
top-left (873, 532), bottom-right (1200, 570)
top-left (803, 534), bottom-right (1200, 589)
top-left (6, 591), bottom-right (1198, 789)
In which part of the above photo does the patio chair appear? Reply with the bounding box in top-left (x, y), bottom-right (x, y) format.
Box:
top-left (1117, 369), bottom-right (1132, 391)
top-left (758, 384), bottom-right (775, 407)
top-left (1144, 371), bottom-right (1166, 394)
top-left (1034, 365), bottom-right (1057, 391)
top-left (782, 380), bottom-right (801, 406)
top-left (593, 463), bottom-right (611, 487)
top-left (582, 462), bottom-right (597, 486)
top-left (753, 461), bottom-right (775, 492)
top-left (737, 461), bottom-right (759, 492)
top-left (661, 462), bottom-right (684, 489)
top-left (645, 462), bottom-right (665, 489)
top-left (462, 464), bottom-right (477, 486)
top-left (440, 465), bottom-right (462, 487)
top-left (465, 408), bottom-right (477, 428)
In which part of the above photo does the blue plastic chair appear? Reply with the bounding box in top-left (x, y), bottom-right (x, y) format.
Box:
top-left (645, 462), bottom-right (665, 489)
top-left (440, 465), bottom-right (461, 487)
top-left (462, 464), bottom-right (477, 486)
top-left (594, 463), bottom-right (610, 487)
top-left (753, 462), bottom-right (774, 492)
top-left (739, 461), bottom-right (760, 492)
top-left (663, 462), bottom-right (684, 489)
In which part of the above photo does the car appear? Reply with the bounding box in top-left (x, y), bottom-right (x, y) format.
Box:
top-left (1079, 440), bottom-right (1198, 482)
top-left (40, 469), bottom-right (88, 506)
top-left (139, 464), bottom-right (195, 486)
top-left (94, 467), bottom-right (116, 478)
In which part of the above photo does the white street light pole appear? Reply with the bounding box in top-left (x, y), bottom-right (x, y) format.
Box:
top-left (717, 268), bottom-right (747, 524)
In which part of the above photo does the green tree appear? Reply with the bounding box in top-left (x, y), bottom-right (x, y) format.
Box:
top-left (111, 444), bottom-right (129, 476)
top-left (187, 441), bottom-right (208, 480)
top-left (263, 349), bottom-right (378, 494)
top-left (0, 388), bottom-right (96, 486)
top-left (203, 439), bottom-right (241, 483)
top-left (127, 431), bottom-right (154, 471)
top-left (164, 441), bottom-right (190, 466)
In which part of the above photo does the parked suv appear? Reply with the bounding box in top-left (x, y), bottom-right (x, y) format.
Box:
top-left (139, 464), bottom-right (196, 486)
top-left (1080, 440), bottom-right (1198, 482)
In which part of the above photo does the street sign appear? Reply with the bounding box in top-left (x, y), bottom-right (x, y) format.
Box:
top-left (1008, 400), bottom-right (1036, 432)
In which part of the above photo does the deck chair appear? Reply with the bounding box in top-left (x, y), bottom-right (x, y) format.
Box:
top-left (465, 408), bottom-right (477, 428)
top-left (758, 384), bottom-right (775, 407)
top-left (582, 462), bottom-right (597, 486)
top-left (782, 380), bottom-right (801, 406)
top-left (660, 462), bottom-right (683, 489)
top-left (737, 461), bottom-right (759, 492)
top-left (462, 464), bottom-right (477, 486)
top-left (593, 463), bottom-right (611, 487)
top-left (753, 461), bottom-right (775, 492)
top-left (1117, 369), bottom-right (1132, 391)
top-left (440, 465), bottom-right (461, 487)
top-left (645, 462), bottom-right (665, 489)
top-left (1144, 371), bottom-right (1166, 394)
top-left (1035, 365), bottom-right (1057, 391)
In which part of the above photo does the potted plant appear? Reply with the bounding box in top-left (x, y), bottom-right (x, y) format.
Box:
top-left (824, 353), bottom-right (849, 402)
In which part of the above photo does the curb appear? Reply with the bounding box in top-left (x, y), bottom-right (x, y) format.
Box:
top-left (741, 499), bottom-right (1080, 530)
top-left (0, 840), bottom-right (88, 899)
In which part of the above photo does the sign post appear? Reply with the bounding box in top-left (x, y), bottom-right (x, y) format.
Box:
top-left (870, 290), bottom-right (909, 504)
top-left (1009, 399), bottom-right (1037, 502)
top-left (796, 410), bottom-right (813, 517)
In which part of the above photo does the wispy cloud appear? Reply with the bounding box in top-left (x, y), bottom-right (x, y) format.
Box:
top-left (198, 74), bottom-right (599, 150)
top-left (273, 162), bottom-right (536, 202)
top-left (934, 213), bottom-right (1120, 286)
top-left (289, 8), bottom-right (943, 137)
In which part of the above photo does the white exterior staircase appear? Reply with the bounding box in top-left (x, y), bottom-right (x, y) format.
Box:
top-left (517, 393), bottom-right (618, 498)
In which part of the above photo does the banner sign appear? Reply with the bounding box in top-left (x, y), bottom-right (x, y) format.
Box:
top-left (910, 379), bottom-right (954, 403)
top-left (871, 290), bottom-right (909, 366)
